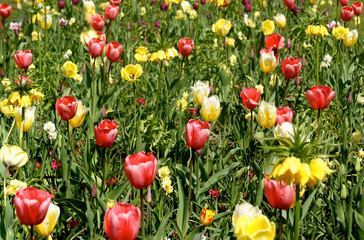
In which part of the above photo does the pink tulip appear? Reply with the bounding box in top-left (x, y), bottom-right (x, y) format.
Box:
top-left (306, 86), bottom-right (336, 110)
top-left (264, 175), bottom-right (295, 210)
top-left (185, 119), bottom-right (210, 154)
top-left (275, 106), bottom-right (294, 126)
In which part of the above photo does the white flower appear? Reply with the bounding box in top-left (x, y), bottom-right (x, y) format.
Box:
top-left (324, 54), bottom-right (332, 65)
top-left (244, 14), bottom-right (249, 25)
top-left (232, 202), bottom-right (262, 226)
top-left (44, 121), bottom-right (56, 133)
top-left (48, 131), bottom-right (57, 140)
top-left (326, 20), bottom-right (340, 30)
top-left (357, 94), bottom-right (364, 105)
top-left (229, 54), bottom-right (237, 66)
top-left (274, 122), bottom-right (294, 142)
top-left (181, 0), bottom-right (192, 14)
top-left (9, 22), bottom-right (21, 31)
top-left (193, 233), bottom-right (207, 240)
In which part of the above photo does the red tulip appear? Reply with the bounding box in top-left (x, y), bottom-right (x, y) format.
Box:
top-left (104, 203), bottom-right (140, 240)
top-left (178, 37), bottom-right (194, 57)
top-left (185, 119), bottom-right (210, 154)
top-left (306, 86), bottom-right (336, 110)
top-left (14, 50), bottom-right (32, 69)
top-left (106, 41), bottom-right (123, 62)
top-left (94, 119), bottom-right (119, 148)
top-left (96, 31), bottom-right (107, 45)
top-left (282, 57), bottom-right (301, 79)
top-left (14, 187), bottom-right (53, 226)
top-left (90, 14), bottom-right (105, 31)
top-left (275, 106), bottom-right (293, 126)
top-left (88, 38), bottom-right (105, 58)
top-left (284, 0), bottom-right (295, 8)
top-left (110, 0), bottom-right (123, 6)
top-left (339, 0), bottom-right (348, 6)
top-left (105, 4), bottom-right (119, 20)
top-left (341, 6), bottom-right (354, 21)
top-left (0, 3), bottom-right (11, 19)
top-left (240, 87), bottom-right (261, 110)
top-left (352, 2), bottom-right (363, 15)
top-left (56, 96), bottom-right (78, 121)
top-left (264, 175), bottom-right (295, 210)
top-left (265, 33), bottom-right (285, 53)
top-left (124, 151), bottom-right (158, 189)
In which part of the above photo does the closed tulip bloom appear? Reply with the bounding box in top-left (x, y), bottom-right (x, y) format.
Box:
top-left (104, 203), bottom-right (141, 240)
top-left (212, 19), bottom-right (232, 37)
top-left (94, 119), bottom-right (119, 148)
top-left (14, 187), bottom-right (54, 226)
top-left (275, 106), bottom-right (293, 126)
top-left (240, 87), bottom-right (261, 110)
top-left (80, 29), bottom-right (97, 46)
top-left (69, 100), bottom-right (89, 128)
top-left (200, 208), bottom-right (216, 226)
top-left (232, 202), bottom-right (262, 227)
top-left (121, 64), bottom-right (143, 82)
top-left (200, 95), bottom-right (221, 122)
top-left (284, 0), bottom-right (295, 8)
top-left (333, 26), bottom-right (349, 40)
top-left (124, 151), bottom-right (158, 189)
top-left (185, 119), bottom-right (210, 154)
top-left (14, 50), bottom-right (32, 69)
top-left (273, 14), bottom-right (286, 28)
top-left (339, 0), bottom-right (348, 6)
top-left (90, 14), bottom-right (105, 31)
top-left (261, 20), bottom-right (275, 35)
top-left (15, 106), bottom-right (36, 132)
top-left (88, 38), bottom-right (105, 58)
top-left (306, 85), bottom-right (336, 110)
top-left (0, 3), bottom-right (11, 19)
top-left (40, 15), bottom-right (52, 30)
top-left (110, 0), bottom-right (123, 6)
top-left (282, 57), bottom-right (301, 79)
top-left (0, 145), bottom-right (28, 169)
top-left (105, 4), bottom-right (119, 20)
top-left (61, 61), bottom-right (78, 78)
top-left (106, 41), bottom-right (123, 62)
top-left (344, 29), bottom-right (358, 47)
top-left (258, 101), bottom-right (277, 129)
top-left (341, 6), bottom-right (354, 21)
top-left (191, 81), bottom-right (210, 105)
top-left (264, 175), bottom-right (295, 210)
top-left (353, 2), bottom-right (363, 16)
top-left (56, 96), bottom-right (78, 121)
top-left (178, 37), bottom-right (194, 57)
top-left (234, 213), bottom-right (276, 240)
top-left (260, 50), bottom-right (277, 73)
top-left (34, 203), bottom-right (60, 238)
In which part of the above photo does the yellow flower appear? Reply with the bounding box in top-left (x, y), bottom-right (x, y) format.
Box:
top-left (69, 17), bottom-right (75, 25)
top-left (254, 11), bottom-right (260, 19)
top-left (0, 145), bottom-right (28, 169)
top-left (226, 37), bottom-right (235, 47)
top-left (181, 0), bottom-right (192, 14)
top-left (69, 100), bottom-right (89, 128)
top-left (310, 0), bottom-right (318, 3)
top-left (150, 50), bottom-right (166, 63)
top-left (32, 31), bottom-right (40, 41)
top-left (80, 29), bottom-right (97, 46)
top-left (83, 0), bottom-right (95, 12)
top-left (107, 199), bottom-right (116, 208)
top-left (353, 131), bottom-right (362, 143)
top-left (260, 51), bottom-right (277, 73)
top-left (212, 19), bottom-right (232, 37)
top-left (234, 214), bottom-right (275, 240)
top-left (175, 10), bottom-right (186, 20)
top-left (333, 26), bottom-right (349, 40)
top-left (165, 48), bottom-right (179, 61)
top-left (189, 10), bottom-right (197, 19)
top-left (359, 149), bottom-right (364, 157)
top-left (161, 177), bottom-right (173, 194)
top-left (229, 54), bottom-right (237, 66)
top-left (6, 179), bottom-right (27, 196)
top-left (307, 158), bottom-right (334, 188)
top-left (176, 98), bottom-right (188, 111)
top-left (34, 203), bottom-right (60, 238)
top-left (134, 46), bottom-right (149, 62)
top-left (15, 106), bottom-right (36, 132)
top-left (73, 74), bottom-right (83, 83)
top-left (61, 61), bottom-right (78, 78)
top-left (344, 29), bottom-right (358, 47)
top-left (32, 13), bottom-right (42, 24)
top-left (258, 101), bottom-right (276, 128)
top-left (255, 84), bottom-right (264, 94)
top-left (121, 64), bottom-right (143, 82)
top-left (84, 9), bottom-right (96, 23)
top-left (140, 7), bottom-right (146, 16)
top-left (40, 15), bottom-right (52, 30)
top-left (29, 89), bottom-right (44, 104)
top-left (200, 95), bottom-right (220, 122)
top-left (273, 14), bottom-right (286, 29)
top-left (2, 78), bottom-right (10, 87)
top-left (232, 202), bottom-right (262, 227)
top-left (0, 99), bottom-right (18, 117)
top-left (200, 208), bottom-right (216, 226)
top-left (165, 0), bottom-right (171, 5)
top-left (355, 16), bottom-right (360, 26)
top-left (191, 81), bottom-right (210, 105)
top-left (158, 166), bottom-right (170, 180)
top-left (261, 20), bottom-right (275, 35)
top-left (306, 25), bottom-right (329, 37)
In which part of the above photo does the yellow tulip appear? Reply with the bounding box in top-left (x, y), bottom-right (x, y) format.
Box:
top-left (0, 99), bottom-right (18, 117)
top-left (121, 64), bottom-right (143, 82)
top-left (232, 202), bottom-right (262, 227)
top-left (15, 106), bottom-right (36, 132)
top-left (83, 0), bottom-right (95, 12)
top-left (200, 95), bottom-right (221, 122)
top-left (200, 208), bottom-right (216, 226)
top-left (84, 9), bottom-right (96, 23)
top-left (61, 61), bottom-right (78, 78)
top-left (234, 214), bottom-right (275, 240)
top-left (273, 14), bottom-right (286, 29)
top-left (134, 46), bottom-right (150, 62)
top-left (40, 15), bottom-right (52, 30)
top-left (212, 19), bottom-right (232, 37)
top-left (261, 20), bottom-right (275, 35)
top-left (80, 29), bottom-right (97, 46)
top-left (333, 26), bottom-right (349, 40)
top-left (165, 48), bottom-right (179, 61)
top-left (307, 158), bottom-right (334, 188)
top-left (164, 0), bottom-right (171, 5)
top-left (175, 10), bottom-right (186, 20)
top-left (344, 30), bottom-right (358, 47)
top-left (260, 50), bottom-right (277, 73)
top-left (191, 81), bottom-right (210, 105)
top-left (34, 203), bottom-right (60, 239)
top-left (0, 145), bottom-right (28, 169)
top-left (69, 100), bottom-right (89, 128)
top-left (149, 50), bottom-right (166, 63)
top-left (258, 101), bottom-right (276, 128)
top-left (310, 0), bottom-right (318, 3)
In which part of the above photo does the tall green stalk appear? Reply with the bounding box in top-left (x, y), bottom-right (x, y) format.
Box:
top-left (315, 38), bottom-right (320, 85)
top-left (153, 61), bottom-right (163, 118)
top-left (294, 184), bottom-right (301, 240)
top-left (141, 188), bottom-right (145, 240)
top-left (183, 148), bottom-right (193, 239)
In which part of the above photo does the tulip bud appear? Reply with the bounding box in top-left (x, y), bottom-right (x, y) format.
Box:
top-left (200, 0), bottom-right (207, 4)
top-left (348, 91), bottom-right (352, 104)
top-left (250, 48), bottom-right (254, 58)
top-left (243, 0), bottom-right (250, 5)
top-left (60, 81), bottom-right (64, 94)
top-left (244, 4), bottom-right (252, 12)
top-left (287, 38), bottom-right (292, 48)
top-left (72, 0), bottom-right (79, 4)
top-left (295, 75), bottom-right (301, 85)
top-left (58, 1), bottom-right (65, 9)
top-left (160, 2), bottom-right (168, 11)
top-left (193, 1), bottom-right (199, 10)
top-left (200, 208), bottom-right (216, 226)
top-left (355, 157), bottom-right (362, 172)
top-left (127, 22), bottom-right (131, 30)
top-left (146, 186), bottom-right (152, 203)
top-left (0, 68), bottom-right (4, 77)
top-left (82, 62), bottom-right (86, 73)
top-left (155, 20), bottom-right (160, 28)
top-left (210, 81), bottom-right (214, 94)
top-left (339, 0), bottom-right (348, 6)
top-left (92, 182), bottom-right (97, 198)
top-left (340, 184), bottom-right (347, 199)
top-left (102, 105), bottom-right (106, 118)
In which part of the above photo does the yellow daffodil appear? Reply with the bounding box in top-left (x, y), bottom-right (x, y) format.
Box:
top-left (34, 203), bottom-right (60, 239)
top-left (344, 29), bottom-right (358, 47)
top-left (307, 158), bottom-right (334, 188)
top-left (150, 50), bottom-right (166, 63)
top-left (0, 145), bottom-right (28, 169)
top-left (260, 51), bottom-right (277, 73)
top-left (121, 64), bottom-right (143, 82)
top-left (234, 214), bottom-right (275, 240)
top-left (134, 46), bottom-right (150, 62)
top-left (200, 208), bottom-right (216, 226)
top-left (15, 106), bottom-right (36, 132)
top-left (191, 81), bottom-right (210, 105)
top-left (261, 20), bottom-right (275, 35)
top-left (212, 19), bottom-right (232, 37)
top-left (200, 95), bottom-right (221, 122)
top-left (69, 100), bottom-right (89, 128)
top-left (333, 26), bottom-right (349, 40)
top-left (258, 101), bottom-right (277, 128)
top-left (61, 61), bottom-right (78, 78)
top-left (273, 14), bottom-right (286, 29)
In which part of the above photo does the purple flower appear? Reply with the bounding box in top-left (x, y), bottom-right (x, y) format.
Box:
top-left (160, 1), bottom-right (168, 11)
top-left (155, 20), bottom-right (160, 28)
top-left (245, 3), bottom-right (252, 12)
top-left (59, 18), bottom-right (68, 27)
top-left (193, 1), bottom-right (199, 10)
top-left (58, 1), bottom-right (65, 9)
top-left (200, 0), bottom-right (207, 4)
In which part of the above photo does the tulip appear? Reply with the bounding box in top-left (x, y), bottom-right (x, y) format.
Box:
top-left (258, 101), bottom-right (277, 129)
top-left (178, 37), bottom-right (194, 57)
top-left (244, 3), bottom-right (252, 12)
top-left (212, 19), bottom-right (232, 37)
top-left (15, 106), bottom-right (35, 132)
top-left (40, 15), bottom-right (52, 30)
top-left (106, 41), bottom-right (123, 62)
top-left (34, 203), bottom-right (60, 238)
top-left (240, 87), bottom-right (261, 110)
top-left (260, 50), bottom-right (277, 73)
top-left (14, 50), bottom-right (32, 69)
top-left (110, 0), bottom-right (123, 6)
top-left (14, 187), bottom-right (54, 226)
top-left (200, 208), bottom-right (216, 226)
top-left (191, 81), bottom-right (210, 105)
top-left (0, 145), bottom-right (28, 169)
top-left (333, 26), bottom-right (349, 40)
top-left (94, 119), bottom-right (119, 148)
top-left (341, 6), bottom-right (354, 21)
top-left (121, 64), bottom-right (143, 82)
top-left (61, 61), bottom-right (78, 78)
top-left (200, 96), bottom-right (220, 122)
top-left (160, 1), bottom-right (169, 11)
top-left (0, 3), bottom-right (11, 19)
top-left (72, 0), bottom-right (79, 4)
top-left (88, 38), bottom-right (105, 58)
top-left (185, 119), bottom-right (210, 154)
top-left (80, 30), bottom-right (97, 46)
top-left (104, 203), bottom-right (141, 240)
top-left (273, 13), bottom-right (286, 28)
top-left (232, 202), bottom-right (262, 227)
top-left (124, 151), bottom-right (158, 189)
top-left (275, 106), bottom-right (293, 126)
top-left (261, 20), bottom-right (275, 35)
top-left (58, 1), bottom-right (65, 9)
top-left (56, 96), bottom-right (78, 121)
top-left (264, 175), bottom-right (295, 210)
top-left (353, 2), bottom-right (363, 15)
top-left (165, 47), bottom-right (178, 60)
top-left (105, 4), bottom-right (119, 20)
top-left (339, 0), bottom-right (348, 6)
top-left (284, 0), bottom-right (295, 8)
top-left (69, 100), bottom-right (89, 128)
top-left (343, 29), bottom-right (358, 47)
top-left (134, 46), bottom-right (149, 62)
top-left (90, 14), bottom-right (105, 31)
top-left (282, 57), bottom-right (301, 79)
top-left (274, 122), bottom-right (295, 142)
top-left (306, 86), bottom-right (336, 110)
top-left (265, 33), bottom-right (285, 53)
top-left (96, 31), bottom-right (107, 45)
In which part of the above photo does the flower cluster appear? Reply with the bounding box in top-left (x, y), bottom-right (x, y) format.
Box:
top-left (158, 166), bottom-right (173, 194)
top-left (43, 121), bottom-right (57, 140)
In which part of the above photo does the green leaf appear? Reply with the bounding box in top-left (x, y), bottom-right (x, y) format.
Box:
top-left (301, 188), bottom-right (317, 221)
top-left (154, 211), bottom-right (173, 240)
top-left (107, 181), bottom-right (130, 200)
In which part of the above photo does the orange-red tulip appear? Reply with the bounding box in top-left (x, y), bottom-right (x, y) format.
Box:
top-left (90, 14), bottom-right (105, 31)
top-left (56, 96), bottom-right (78, 121)
top-left (94, 119), bottom-right (119, 148)
top-left (240, 87), bottom-right (261, 110)
top-left (0, 3), bottom-right (11, 19)
top-left (14, 50), bottom-right (32, 69)
top-left (306, 86), bottom-right (336, 110)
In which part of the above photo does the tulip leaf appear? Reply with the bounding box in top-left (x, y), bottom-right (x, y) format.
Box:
top-left (301, 188), bottom-right (317, 221)
top-left (185, 226), bottom-right (203, 240)
top-left (85, 195), bottom-right (94, 239)
top-left (176, 176), bottom-right (186, 235)
top-left (107, 180), bottom-right (130, 200)
top-left (154, 211), bottom-right (173, 240)
top-left (54, 198), bottom-right (87, 217)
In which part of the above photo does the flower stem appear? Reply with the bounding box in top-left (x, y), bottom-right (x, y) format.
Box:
top-left (3, 166), bottom-right (8, 207)
top-left (172, 57), bottom-right (185, 91)
top-left (91, 58), bottom-right (96, 120)
top-left (283, 78), bottom-right (289, 106)
top-left (279, 209), bottom-right (283, 240)
top-left (140, 188), bottom-right (145, 240)
top-left (67, 121), bottom-right (82, 167)
top-left (19, 107), bottom-right (25, 148)
top-left (315, 38), bottom-right (320, 85)
top-left (250, 109), bottom-right (253, 141)
top-left (317, 109), bottom-right (321, 141)
top-left (183, 148), bottom-right (193, 239)
top-left (153, 61), bottom-right (163, 118)
top-left (294, 184), bottom-right (300, 240)
top-left (30, 225), bottom-right (33, 240)
top-left (100, 148), bottom-right (106, 198)
top-left (3, 118), bottom-right (15, 145)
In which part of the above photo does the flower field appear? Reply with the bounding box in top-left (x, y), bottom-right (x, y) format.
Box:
top-left (0, 0), bottom-right (364, 239)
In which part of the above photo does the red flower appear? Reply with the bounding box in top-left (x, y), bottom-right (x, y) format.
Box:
top-left (96, 31), bottom-right (107, 44)
top-left (185, 119), bottom-right (210, 154)
top-left (90, 14), bottom-right (105, 31)
top-left (341, 6), bottom-right (354, 21)
top-left (52, 160), bottom-right (61, 170)
top-left (136, 98), bottom-right (145, 105)
top-left (208, 189), bottom-right (219, 198)
top-left (275, 106), bottom-right (293, 126)
top-left (240, 87), bottom-right (261, 110)
top-left (188, 108), bottom-right (198, 115)
top-left (124, 151), bottom-right (158, 189)
top-left (264, 175), bottom-right (295, 210)
top-left (178, 37), bottom-right (194, 57)
top-left (284, 0), bottom-right (295, 8)
top-left (14, 187), bottom-right (53, 225)
top-left (105, 4), bottom-right (119, 20)
top-left (104, 203), bottom-right (141, 240)
top-left (110, 0), bottom-right (123, 6)
top-left (282, 57), bottom-right (301, 79)
top-left (339, 0), bottom-right (348, 6)
top-left (352, 2), bottom-right (363, 15)
top-left (88, 38), bottom-right (105, 58)
top-left (94, 119), bottom-right (119, 148)
top-left (106, 41), bottom-right (123, 63)
top-left (56, 96), bottom-right (78, 121)
top-left (0, 3), bottom-right (11, 19)
top-left (306, 86), bottom-right (336, 110)
top-left (14, 50), bottom-right (32, 69)
top-left (266, 33), bottom-right (285, 51)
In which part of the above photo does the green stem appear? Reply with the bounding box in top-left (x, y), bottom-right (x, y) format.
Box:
top-left (3, 118), bottom-right (15, 145)
top-left (91, 58), bottom-right (96, 119)
top-left (3, 166), bottom-right (9, 207)
top-left (294, 184), bottom-right (300, 240)
top-left (30, 225), bottom-right (33, 240)
top-left (336, 0), bottom-right (340, 23)
top-left (317, 109), bottom-right (321, 141)
top-left (250, 109), bottom-right (253, 141)
top-left (183, 148), bottom-right (193, 239)
top-left (141, 188), bottom-right (145, 240)
top-left (283, 78), bottom-right (289, 106)
top-left (172, 57), bottom-right (185, 91)
top-left (153, 61), bottom-right (163, 118)
top-left (100, 148), bottom-right (106, 197)
top-left (315, 38), bottom-right (320, 85)
top-left (67, 121), bottom-right (82, 166)
top-left (279, 209), bottom-right (283, 240)
top-left (19, 107), bottom-right (25, 148)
